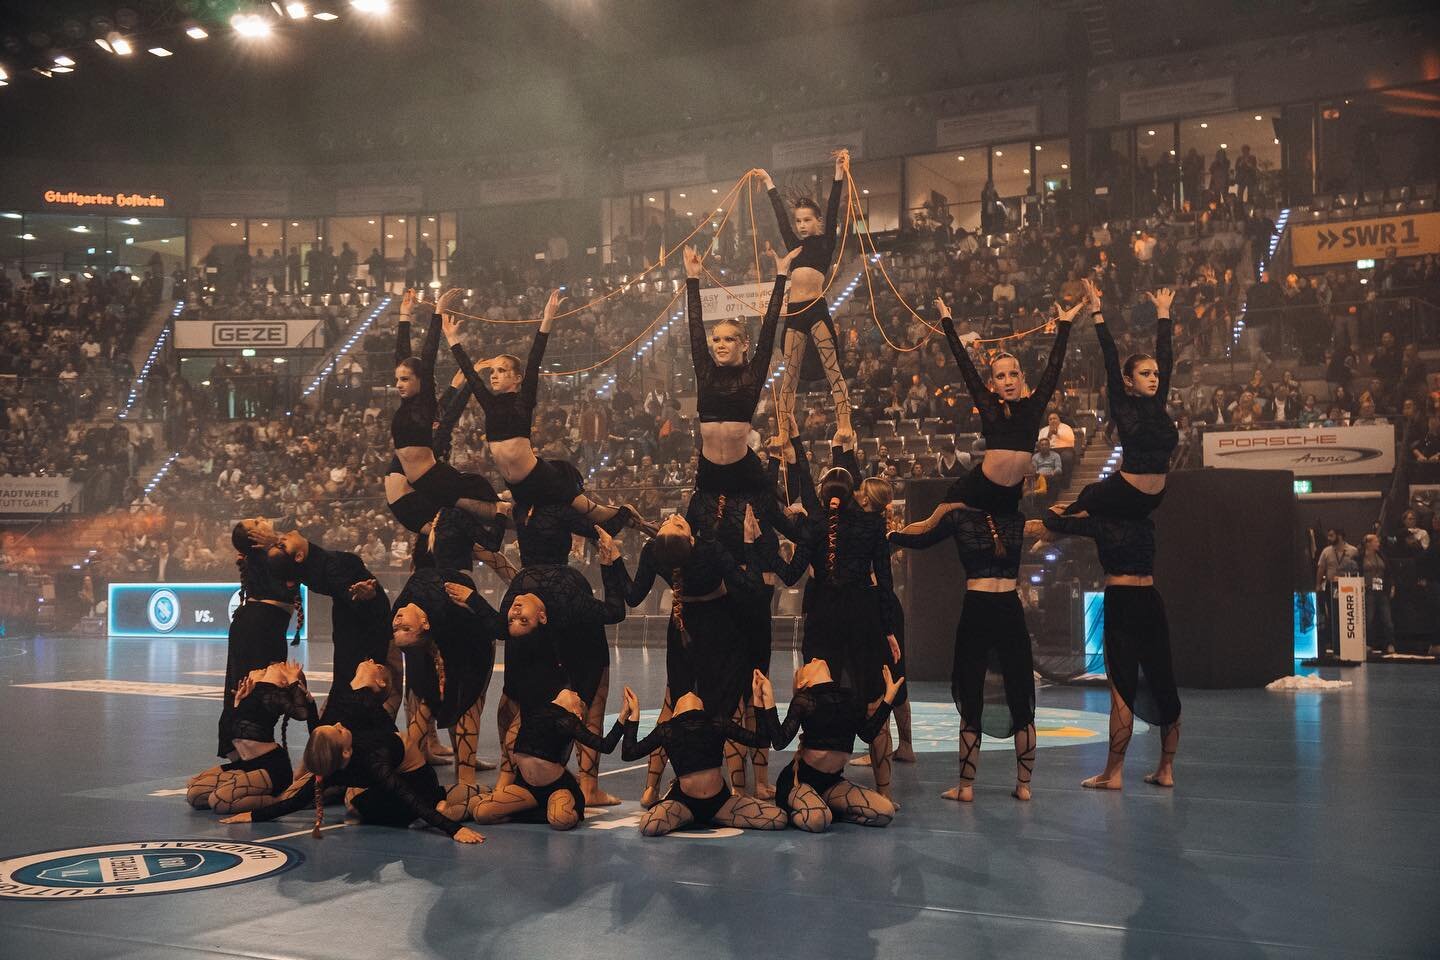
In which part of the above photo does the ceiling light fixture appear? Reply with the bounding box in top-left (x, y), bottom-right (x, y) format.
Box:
top-left (148, 47), bottom-right (172, 57)
top-left (186, 25), bottom-right (209, 39)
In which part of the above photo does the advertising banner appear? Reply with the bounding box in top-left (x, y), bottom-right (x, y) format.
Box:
top-left (0, 476), bottom-right (79, 514)
top-left (1289, 212), bottom-right (1440, 267)
top-left (1334, 577), bottom-right (1366, 662)
top-left (107, 582), bottom-right (308, 640)
top-left (935, 106), bottom-right (1040, 149)
top-left (173, 319), bottom-right (322, 350)
top-left (771, 130), bottom-right (866, 171)
top-left (334, 183), bottom-right (424, 214)
top-left (697, 282), bottom-right (770, 321)
top-left (622, 154), bottom-right (708, 192)
top-left (1201, 424), bottom-right (1395, 476)
top-left (197, 188), bottom-right (289, 216)
top-left (1117, 77), bottom-right (1235, 123)
top-left (477, 173), bottom-right (565, 206)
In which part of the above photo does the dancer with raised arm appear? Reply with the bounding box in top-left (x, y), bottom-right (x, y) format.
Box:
top-left (755, 662), bottom-right (903, 831)
top-left (620, 685), bottom-right (785, 836)
top-left (933, 296), bottom-right (1082, 513)
top-left (1041, 506), bottom-right (1181, 788)
top-left (224, 659), bottom-right (484, 844)
top-left (763, 442), bottom-right (902, 801)
top-left (755, 150), bottom-right (854, 445)
top-left (888, 501), bottom-right (1036, 802)
top-left (442, 289), bottom-right (654, 536)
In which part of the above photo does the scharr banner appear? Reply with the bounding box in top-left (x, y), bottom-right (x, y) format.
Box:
top-left (1201, 424), bottom-right (1395, 476)
top-left (1290, 211), bottom-right (1440, 267)
top-left (108, 582), bottom-right (308, 640)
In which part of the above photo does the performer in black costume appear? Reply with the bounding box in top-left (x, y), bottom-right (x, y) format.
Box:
top-left (754, 150), bottom-right (854, 444)
top-left (763, 443), bottom-right (902, 801)
top-left (1061, 282), bottom-right (1177, 520)
top-left (888, 503), bottom-right (1037, 802)
top-left (1042, 506), bottom-right (1181, 789)
top-left (389, 289), bottom-right (509, 526)
top-left (615, 508), bottom-right (767, 806)
top-left (468, 688), bottom-right (629, 831)
top-left (441, 288), bottom-right (653, 536)
top-left (189, 660), bottom-right (315, 814)
top-left (259, 529), bottom-right (404, 716)
top-left (219, 519), bottom-right (301, 760)
top-left (619, 685), bottom-right (786, 836)
top-left (933, 296), bottom-right (1083, 513)
top-left (225, 660), bottom-right (484, 844)
top-left (755, 660), bottom-right (903, 831)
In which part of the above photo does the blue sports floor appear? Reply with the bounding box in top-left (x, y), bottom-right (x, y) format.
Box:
top-left (0, 634), bottom-right (1436, 959)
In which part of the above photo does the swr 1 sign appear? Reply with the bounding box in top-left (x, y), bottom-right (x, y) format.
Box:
top-left (1291, 211), bottom-right (1440, 267)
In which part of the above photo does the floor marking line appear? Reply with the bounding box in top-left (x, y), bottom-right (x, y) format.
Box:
top-left (0, 922), bottom-right (297, 960)
top-left (597, 762), bottom-right (649, 778)
top-left (263, 823), bottom-right (347, 841)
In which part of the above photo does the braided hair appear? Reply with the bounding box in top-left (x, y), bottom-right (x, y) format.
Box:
top-left (302, 728), bottom-right (348, 840)
top-left (715, 494), bottom-right (727, 525)
top-left (984, 512), bottom-right (1007, 558)
top-left (312, 775), bottom-right (325, 839)
top-left (651, 533), bottom-right (693, 637)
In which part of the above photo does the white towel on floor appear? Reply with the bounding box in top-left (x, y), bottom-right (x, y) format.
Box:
top-left (1265, 674), bottom-right (1353, 691)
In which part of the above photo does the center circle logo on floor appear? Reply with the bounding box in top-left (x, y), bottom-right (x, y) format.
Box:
top-left (227, 589), bottom-right (243, 622)
top-left (0, 841), bottom-right (300, 899)
top-left (146, 589), bottom-right (181, 633)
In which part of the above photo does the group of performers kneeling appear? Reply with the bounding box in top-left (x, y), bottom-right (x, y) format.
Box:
top-left (187, 152), bottom-right (1183, 844)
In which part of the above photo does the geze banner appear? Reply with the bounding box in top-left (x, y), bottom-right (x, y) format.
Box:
top-left (173, 319), bottom-right (323, 350)
top-left (1290, 212), bottom-right (1440, 267)
top-left (1201, 424), bottom-right (1395, 476)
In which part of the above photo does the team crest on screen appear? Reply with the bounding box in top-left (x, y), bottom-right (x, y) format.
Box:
top-left (0, 841), bottom-right (299, 899)
top-left (146, 590), bottom-right (181, 633)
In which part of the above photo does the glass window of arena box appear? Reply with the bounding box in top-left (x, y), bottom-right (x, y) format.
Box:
top-left (4, 212), bottom-right (184, 282)
top-left (851, 158), bottom-right (901, 234)
top-left (905, 149), bottom-right (989, 236)
top-left (1176, 108), bottom-right (1281, 208)
top-left (1317, 81), bottom-right (1440, 197)
top-left (327, 217), bottom-right (383, 289)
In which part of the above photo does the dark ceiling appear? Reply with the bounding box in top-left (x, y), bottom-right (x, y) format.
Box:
top-left (0, 0), bottom-right (1430, 166)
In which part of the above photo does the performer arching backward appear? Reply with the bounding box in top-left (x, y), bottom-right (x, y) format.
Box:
top-left (1040, 506), bottom-right (1181, 789)
top-left (754, 661), bottom-right (904, 832)
top-left (888, 502), bottom-right (1036, 802)
top-left (389, 289), bottom-right (509, 528)
top-left (762, 441), bottom-right (902, 803)
top-left (441, 288), bottom-right (654, 536)
top-left (933, 296), bottom-right (1084, 513)
top-left (219, 519), bottom-right (303, 761)
top-left (258, 529), bottom-right (404, 717)
top-left (616, 506), bottom-right (768, 807)
top-left (619, 684), bottom-right (786, 836)
top-left (755, 149), bottom-right (854, 446)
top-left (1063, 280), bottom-right (1178, 520)
top-left (390, 510), bottom-right (507, 818)
top-left (188, 660), bottom-right (315, 815)
top-left (224, 659), bottom-right (484, 845)
top-left (481, 524), bottom-right (631, 809)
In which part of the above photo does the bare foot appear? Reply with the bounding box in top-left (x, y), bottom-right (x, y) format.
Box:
top-left (753, 782), bottom-right (776, 801)
top-left (1012, 784), bottom-right (1031, 801)
top-left (848, 754), bottom-right (873, 767)
top-left (581, 785), bottom-right (621, 806)
top-left (639, 786), bottom-right (660, 809)
top-left (941, 784), bottom-right (973, 802)
top-left (893, 743), bottom-right (917, 763)
top-left (1081, 773), bottom-right (1123, 790)
top-left (1144, 770), bottom-right (1174, 788)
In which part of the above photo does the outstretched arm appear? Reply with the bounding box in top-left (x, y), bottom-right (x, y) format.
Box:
top-left (1153, 288), bottom-right (1175, 397)
top-left (683, 246), bottom-right (713, 379)
top-left (888, 504), bottom-right (958, 550)
top-left (937, 299), bottom-right (996, 417)
top-left (747, 268), bottom-right (790, 382)
top-left (1088, 280), bottom-right (1125, 401)
top-left (393, 289), bottom-right (415, 365)
top-left (620, 718), bottom-right (666, 762)
top-left (823, 154), bottom-right (847, 257)
top-left (764, 173), bottom-right (803, 251)
top-left (1029, 305), bottom-right (1078, 409)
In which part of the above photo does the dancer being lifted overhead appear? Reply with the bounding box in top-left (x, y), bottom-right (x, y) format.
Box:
top-left (442, 289), bottom-right (654, 536)
top-left (754, 149), bottom-right (853, 445)
top-left (933, 296), bottom-right (1083, 513)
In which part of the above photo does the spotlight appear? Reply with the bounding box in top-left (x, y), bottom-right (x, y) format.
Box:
top-left (54, 55), bottom-right (75, 67)
top-left (111, 36), bottom-right (134, 55)
top-left (0, 66), bottom-right (6, 80)
top-left (186, 25), bottom-right (209, 39)
top-left (95, 38), bottom-right (113, 53)
top-left (285, 2), bottom-right (308, 17)
top-left (51, 66), bottom-right (74, 73)
top-left (313, 10), bottom-right (339, 20)
top-left (231, 13), bottom-right (273, 38)
top-left (351, 0), bottom-right (391, 13)
top-left (148, 47), bottom-right (172, 57)
top-left (122, 218), bottom-right (141, 225)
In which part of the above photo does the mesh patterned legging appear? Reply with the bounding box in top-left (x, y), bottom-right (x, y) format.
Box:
top-left (776, 319), bottom-right (850, 440)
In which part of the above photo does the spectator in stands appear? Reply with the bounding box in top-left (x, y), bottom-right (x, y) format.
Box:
top-left (1352, 399), bottom-right (1384, 426)
top-left (1038, 410), bottom-right (1075, 478)
top-left (1267, 383), bottom-right (1298, 422)
top-left (1399, 343), bottom-right (1429, 403)
top-left (1032, 438), bottom-right (1062, 505)
top-left (1360, 533), bottom-right (1395, 656)
top-left (935, 440), bottom-right (967, 479)
top-left (1410, 416), bottom-right (1440, 462)
top-left (1402, 509), bottom-right (1430, 552)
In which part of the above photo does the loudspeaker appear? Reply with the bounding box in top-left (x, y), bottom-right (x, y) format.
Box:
top-left (898, 479), bottom-right (966, 682)
top-left (1154, 468), bottom-right (1295, 688)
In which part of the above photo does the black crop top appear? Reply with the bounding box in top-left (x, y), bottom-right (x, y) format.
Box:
top-left (516, 502), bottom-right (598, 568)
top-left (768, 178), bottom-right (844, 276)
top-left (688, 275), bottom-right (785, 424)
top-left (230, 680), bottom-right (317, 744)
top-left (684, 488), bottom-right (781, 580)
top-left (761, 681), bottom-right (892, 754)
top-left (621, 534), bottom-right (763, 605)
top-left (451, 330), bottom-right (548, 442)
top-left (513, 701), bottom-right (624, 764)
top-left (888, 506), bottom-right (1025, 580)
top-left (942, 316), bottom-right (1071, 453)
top-left (1042, 511), bottom-right (1156, 576)
top-left (1096, 315), bottom-right (1177, 474)
top-left (251, 726), bottom-right (462, 836)
top-left (391, 309), bottom-right (443, 450)
top-left (621, 709), bottom-right (768, 775)
top-left (240, 547), bottom-right (300, 605)
top-left (385, 380), bottom-right (469, 477)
